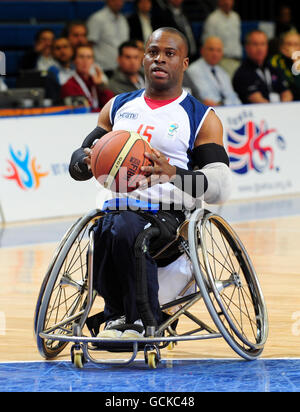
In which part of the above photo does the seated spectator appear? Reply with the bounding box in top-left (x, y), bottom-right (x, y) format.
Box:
top-left (87, 0), bottom-right (130, 76)
top-left (270, 32), bottom-right (300, 101)
top-left (202, 0), bottom-right (242, 78)
top-left (108, 41), bottom-right (145, 94)
top-left (0, 78), bottom-right (7, 91)
top-left (127, 0), bottom-right (153, 43)
top-left (61, 45), bottom-right (114, 112)
top-left (62, 21), bottom-right (89, 51)
top-left (48, 37), bottom-right (75, 85)
top-left (20, 29), bottom-right (56, 71)
top-left (187, 36), bottom-right (241, 106)
top-left (233, 30), bottom-right (293, 104)
top-left (152, 0), bottom-right (197, 61)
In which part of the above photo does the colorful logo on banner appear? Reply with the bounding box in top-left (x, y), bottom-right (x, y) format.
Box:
top-left (227, 120), bottom-right (286, 175)
top-left (3, 145), bottom-right (49, 190)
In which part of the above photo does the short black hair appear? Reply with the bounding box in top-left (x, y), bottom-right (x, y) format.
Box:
top-left (146, 27), bottom-right (189, 57)
top-left (34, 28), bottom-right (55, 42)
top-left (61, 21), bottom-right (87, 38)
top-left (118, 40), bottom-right (140, 56)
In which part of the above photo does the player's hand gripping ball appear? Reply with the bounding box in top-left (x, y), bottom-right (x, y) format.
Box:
top-left (90, 130), bottom-right (154, 193)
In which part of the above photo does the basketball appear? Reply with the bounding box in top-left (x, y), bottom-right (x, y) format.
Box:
top-left (90, 130), bottom-right (154, 193)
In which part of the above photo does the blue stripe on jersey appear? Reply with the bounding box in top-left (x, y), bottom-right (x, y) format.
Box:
top-left (110, 89), bottom-right (145, 125)
top-left (180, 95), bottom-right (209, 170)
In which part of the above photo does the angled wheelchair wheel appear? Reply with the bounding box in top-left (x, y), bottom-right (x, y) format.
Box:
top-left (35, 209), bottom-right (103, 359)
top-left (188, 209), bottom-right (268, 360)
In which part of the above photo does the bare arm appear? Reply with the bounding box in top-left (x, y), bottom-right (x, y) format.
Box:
top-left (194, 109), bottom-right (223, 147)
top-left (97, 98), bottom-right (114, 131)
top-left (281, 89), bottom-right (293, 102)
top-left (247, 92), bottom-right (269, 104)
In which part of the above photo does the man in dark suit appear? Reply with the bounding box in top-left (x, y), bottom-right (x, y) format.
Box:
top-left (127, 0), bottom-right (154, 43)
top-left (152, 0), bottom-right (197, 61)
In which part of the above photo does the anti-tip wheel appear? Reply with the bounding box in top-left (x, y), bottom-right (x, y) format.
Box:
top-left (74, 352), bottom-right (84, 369)
top-left (147, 351), bottom-right (159, 369)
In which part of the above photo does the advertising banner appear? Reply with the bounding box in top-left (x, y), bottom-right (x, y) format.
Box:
top-left (216, 102), bottom-right (300, 201)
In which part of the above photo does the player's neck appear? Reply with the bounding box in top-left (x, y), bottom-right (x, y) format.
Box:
top-left (145, 85), bottom-right (183, 101)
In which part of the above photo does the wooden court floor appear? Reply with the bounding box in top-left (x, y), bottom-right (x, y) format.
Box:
top-left (0, 206), bottom-right (300, 363)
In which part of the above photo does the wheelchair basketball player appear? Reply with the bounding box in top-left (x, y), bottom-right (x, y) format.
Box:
top-left (69, 27), bottom-right (233, 339)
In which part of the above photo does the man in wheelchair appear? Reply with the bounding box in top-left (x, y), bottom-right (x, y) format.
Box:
top-left (69, 27), bottom-right (232, 340)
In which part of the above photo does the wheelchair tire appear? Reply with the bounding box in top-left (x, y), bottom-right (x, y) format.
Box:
top-left (35, 209), bottom-right (103, 359)
top-left (34, 217), bottom-right (81, 336)
top-left (188, 209), bottom-right (268, 360)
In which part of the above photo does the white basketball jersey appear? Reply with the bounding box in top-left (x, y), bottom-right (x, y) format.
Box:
top-left (109, 89), bottom-right (212, 209)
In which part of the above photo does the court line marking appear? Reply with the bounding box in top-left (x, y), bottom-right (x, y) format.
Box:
top-left (1, 357), bottom-right (300, 365)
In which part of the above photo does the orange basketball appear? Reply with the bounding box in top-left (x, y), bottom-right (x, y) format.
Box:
top-left (90, 130), bottom-right (153, 193)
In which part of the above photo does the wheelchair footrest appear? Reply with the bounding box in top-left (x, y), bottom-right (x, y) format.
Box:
top-left (91, 340), bottom-right (151, 353)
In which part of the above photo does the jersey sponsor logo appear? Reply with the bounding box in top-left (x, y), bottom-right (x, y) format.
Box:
top-left (3, 145), bottom-right (49, 190)
top-left (117, 111), bottom-right (139, 120)
top-left (227, 119), bottom-right (286, 174)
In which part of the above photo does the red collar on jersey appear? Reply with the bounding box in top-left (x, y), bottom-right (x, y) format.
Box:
top-left (144, 95), bottom-right (179, 110)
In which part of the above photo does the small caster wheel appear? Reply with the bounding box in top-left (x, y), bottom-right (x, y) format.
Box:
top-left (74, 352), bottom-right (84, 369)
top-left (147, 351), bottom-right (159, 369)
top-left (167, 341), bottom-right (177, 351)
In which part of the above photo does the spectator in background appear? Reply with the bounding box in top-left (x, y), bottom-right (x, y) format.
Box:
top-left (62, 22), bottom-right (89, 51)
top-left (270, 32), bottom-right (300, 101)
top-left (127, 0), bottom-right (153, 43)
top-left (87, 0), bottom-right (129, 76)
top-left (233, 30), bottom-right (293, 104)
top-left (202, 0), bottom-right (242, 78)
top-left (187, 36), bottom-right (241, 106)
top-left (48, 37), bottom-right (75, 85)
top-left (152, 0), bottom-right (197, 62)
top-left (61, 45), bottom-right (114, 112)
top-left (0, 78), bottom-right (7, 91)
top-left (108, 41), bottom-right (145, 94)
top-left (275, 4), bottom-right (298, 38)
top-left (20, 29), bottom-right (56, 71)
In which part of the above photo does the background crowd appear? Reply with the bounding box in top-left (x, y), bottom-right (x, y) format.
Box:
top-left (1, 0), bottom-right (300, 111)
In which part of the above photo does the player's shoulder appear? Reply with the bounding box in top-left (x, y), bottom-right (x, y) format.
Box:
top-left (112, 89), bottom-right (144, 108)
top-left (110, 89), bottom-right (145, 121)
top-left (180, 92), bottom-right (210, 117)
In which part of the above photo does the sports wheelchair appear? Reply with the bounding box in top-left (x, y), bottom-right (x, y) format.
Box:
top-left (34, 201), bottom-right (268, 369)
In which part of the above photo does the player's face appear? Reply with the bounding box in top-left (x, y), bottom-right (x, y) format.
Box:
top-left (143, 31), bottom-right (189, 92)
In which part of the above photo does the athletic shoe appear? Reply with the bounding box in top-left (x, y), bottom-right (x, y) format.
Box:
top-left (97, 315), bottom-right (126, 339)
top-left (121, 319), bottom-right (144, 339)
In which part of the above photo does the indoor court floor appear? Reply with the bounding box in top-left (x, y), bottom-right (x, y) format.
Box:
top-left (1, 194), bottom-right (300, 392)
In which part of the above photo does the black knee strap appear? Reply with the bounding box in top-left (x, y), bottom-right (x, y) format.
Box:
top-left (134, 226), bottom-right (160, 334)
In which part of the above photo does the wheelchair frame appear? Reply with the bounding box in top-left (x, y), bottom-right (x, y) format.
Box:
top-left (34, 207), bottom-right (268, 369)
